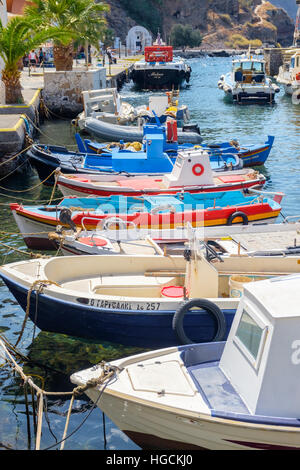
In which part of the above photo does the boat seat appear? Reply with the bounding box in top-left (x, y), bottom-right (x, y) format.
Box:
top-left (60, 275), bottom-right (176, 294)
top-left (188, 362), bottom-right (249, 414)
top-left (117, 178), bottom-right (163, 190)
top-left (216, 175), bottom-right (246, 183)
top-left (90, 275), bottom-right (174, 292)
top-left (254, 74), bottom-right (264, 83)
top-left (234, 71), bottom-right (243, 82)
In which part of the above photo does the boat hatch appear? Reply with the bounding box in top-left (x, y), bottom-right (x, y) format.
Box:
top-left (127, 360), bottom-right (196, 396)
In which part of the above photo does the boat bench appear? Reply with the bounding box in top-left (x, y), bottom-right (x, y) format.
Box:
top-left (90, 275), bottom-right (177, 297)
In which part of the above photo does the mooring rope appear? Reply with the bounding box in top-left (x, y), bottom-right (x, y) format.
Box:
top-left (0, 337), bottom-right (119, 451)
top-left (14, 279), bottom-right (61, 348)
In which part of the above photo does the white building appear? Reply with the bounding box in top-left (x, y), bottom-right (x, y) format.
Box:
top-left (0, 0), bottom-right (8, 104)
top-left (126, 26), bottom-right (152, 54)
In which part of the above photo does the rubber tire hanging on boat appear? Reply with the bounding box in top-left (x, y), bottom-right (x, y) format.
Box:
top-left (172, 298), bottom-right (226, 345)
top-left (226, 211), bottom-right (248, 226)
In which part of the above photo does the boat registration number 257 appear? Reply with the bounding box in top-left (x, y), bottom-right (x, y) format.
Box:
top-left (88, 298), bottom-right (161, 311)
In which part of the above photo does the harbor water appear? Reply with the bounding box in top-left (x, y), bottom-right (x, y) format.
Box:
top-left (0, 56), bottom-right (299, 450)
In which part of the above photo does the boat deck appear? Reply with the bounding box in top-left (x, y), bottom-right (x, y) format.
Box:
top-left (231, 230), bottom-right (300, 252)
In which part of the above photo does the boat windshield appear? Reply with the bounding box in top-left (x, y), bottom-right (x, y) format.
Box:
top-left (235, 309), bottom-right (265, 361)
top-left (233, 61), bottom-right (264, 73)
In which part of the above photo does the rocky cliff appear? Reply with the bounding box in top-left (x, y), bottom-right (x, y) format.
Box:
top-left (104, 0), bottom-right (295, 49)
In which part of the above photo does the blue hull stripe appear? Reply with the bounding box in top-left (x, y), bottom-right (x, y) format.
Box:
top-left (0, 274), bottom-right (235, 348)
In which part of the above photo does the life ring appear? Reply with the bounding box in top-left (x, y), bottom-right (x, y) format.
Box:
top-left (192, 163), bottom-right (204, 176)
top-left (172, 298), bottom-right (226, 345)
top-left (226, 211), bottom-right (248, 226)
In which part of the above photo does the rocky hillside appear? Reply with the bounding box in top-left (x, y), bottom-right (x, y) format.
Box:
top-left (104, 0), bottom-right (295, 48)
top-left (271, 0), bottom-right (298, 19)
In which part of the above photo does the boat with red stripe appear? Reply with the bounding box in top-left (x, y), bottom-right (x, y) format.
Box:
top-left (56, 148), bottom-right (266, 198)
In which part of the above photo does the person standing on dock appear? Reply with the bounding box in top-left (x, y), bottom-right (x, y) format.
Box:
top-left (29, 50), bottom-right (37, 72)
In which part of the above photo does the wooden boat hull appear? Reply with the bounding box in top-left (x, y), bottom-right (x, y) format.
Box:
top-left (10, 198), bottom-right (281, 250)
top-left (57, 174), bottom-right (266, 198)
top-left (71, 342), bottom-right (300, 450)
top-left (0, 270), bottom-right (236, 348)
top-left (95, 389), bottom-right (300, 450)
top-left (85, 136), bottom-right (274, 168)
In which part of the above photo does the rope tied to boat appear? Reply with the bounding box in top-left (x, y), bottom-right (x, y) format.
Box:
top-left (48, 168), bottom-right (61, 205)
top-left (73, 361), bottom-right (120, 397)
top-left (15, 279), bottom-right (61, 348)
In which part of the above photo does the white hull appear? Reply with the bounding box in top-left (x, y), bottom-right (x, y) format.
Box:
top-left (71, 347), bottom-right (300, 450)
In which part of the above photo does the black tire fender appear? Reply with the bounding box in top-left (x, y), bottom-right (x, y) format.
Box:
top-left (172, 298), bottom-right (226, 345)
top-left (226, 211), bottom-right (248, 226)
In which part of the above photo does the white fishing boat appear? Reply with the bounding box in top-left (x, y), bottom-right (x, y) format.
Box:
top-left (76, 88), bottom-right (190, 129)
top-left (48, 229), bottom-right (168, 256)
top-left (1, 224), bottom-right (300, 348)
top-left (56, 148), bottom-right (266, 198)
top-left (71, 274), bottom-right (300, 450)
top-left (218, 55), bottom-right (280, 103)
top-left (50, 219), bottom-right (300, 259)
top-left (276, 49), bottom-right (300, 99)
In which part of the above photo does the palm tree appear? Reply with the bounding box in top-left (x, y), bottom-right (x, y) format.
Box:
top-left (0, 16), bottom-right (72, 103)
top-left (24, 0), bottom-right (110, 71)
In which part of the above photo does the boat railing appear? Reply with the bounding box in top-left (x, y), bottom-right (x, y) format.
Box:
top-left (247, 188), bottom-right (285, 198)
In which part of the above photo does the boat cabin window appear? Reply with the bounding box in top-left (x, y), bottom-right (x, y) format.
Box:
top-left (234, 308), bottom-right (267, 368)
top-left (175, 155), bottom-right (184, 168)
top-left (234, 61), bottom-right (264, 73)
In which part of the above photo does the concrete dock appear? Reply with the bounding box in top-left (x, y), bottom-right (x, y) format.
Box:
top-left (0, 56), bottom-right (138, 176)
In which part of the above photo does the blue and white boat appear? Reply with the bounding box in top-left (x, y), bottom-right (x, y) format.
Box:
top-left (80, 131), bottom-right (274, 168)
top-left (28, 124), bottom-right (243, 184)
top-left (71, 275), bottom-right (300, 450)
top-left (1, 221), bottom-right (297, 350)
top-left (218, 56), bottom-right (280, 103)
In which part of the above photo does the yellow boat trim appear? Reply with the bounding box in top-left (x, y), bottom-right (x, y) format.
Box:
top-left (18, 210), bottom-right (280, 231)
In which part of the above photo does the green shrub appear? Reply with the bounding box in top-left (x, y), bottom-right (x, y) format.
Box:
top-left (170, 24), bottom-right (202, 49)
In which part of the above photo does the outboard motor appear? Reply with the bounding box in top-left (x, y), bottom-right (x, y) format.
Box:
top-left (182, 123), bottom-right (201, 135)
top-left (59, 208), bottom-right (77, 231)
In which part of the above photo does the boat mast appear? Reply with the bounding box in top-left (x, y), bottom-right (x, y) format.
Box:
top-left (294, 0), bottom-right (300, 47)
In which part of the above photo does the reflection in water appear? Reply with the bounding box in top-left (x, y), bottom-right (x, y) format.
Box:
top-left (0, 56), bottom-right (299, 449)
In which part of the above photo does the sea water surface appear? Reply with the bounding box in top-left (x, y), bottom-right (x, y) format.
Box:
top-left (0, 56), bottom-right (299, 450)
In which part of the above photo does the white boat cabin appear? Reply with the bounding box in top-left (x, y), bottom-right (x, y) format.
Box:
top-left (231, 58), bottom-right (266, 85)
top-left (162, 149), bottom-right (214, 188)
top-left (290, 51), bottom-right (300, 80)
top-left (220, 275), bottom-right (300, 418)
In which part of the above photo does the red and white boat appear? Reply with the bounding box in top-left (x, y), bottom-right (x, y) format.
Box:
top-left (10, 189), bottom-right (283, 250)
top-left (56, 148), bottom-right (266, 198)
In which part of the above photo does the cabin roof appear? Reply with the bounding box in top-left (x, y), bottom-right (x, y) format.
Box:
top-left (233, 58), bottom-right (265, 64)
top-left (244, 275), bottom-right (300, 319)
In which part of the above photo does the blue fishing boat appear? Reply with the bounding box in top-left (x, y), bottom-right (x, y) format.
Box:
top-left (28, 123), bottom-right (242, 185)
top-left (77, 124), bottom-right (274, 168)
top-left (0, 226), bottom-right (294, 349)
